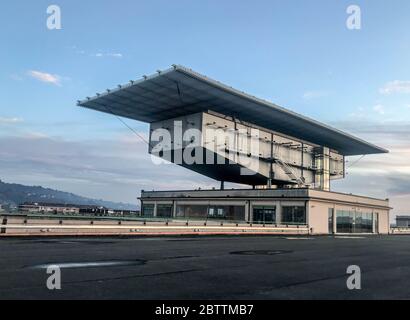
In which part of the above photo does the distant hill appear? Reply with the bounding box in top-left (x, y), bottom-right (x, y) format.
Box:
top-left (0, 179), bottom-right (138, 211)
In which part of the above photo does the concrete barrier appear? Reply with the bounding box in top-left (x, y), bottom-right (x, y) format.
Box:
top-left (0, 215), bottom-right (310, 236)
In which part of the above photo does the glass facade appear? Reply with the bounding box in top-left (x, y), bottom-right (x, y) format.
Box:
top-left (336, 210), bottom-right (373, 233)
top-left (142, 204), bottom-right (154, 217)
top-left (157, 204), bottom-right (173, 218)
top-left (252, 206), bottom-right (276, 224)
top-left (282, 206), bottom-right (306, 225)
top-left (176, 205), bottom-right (245, 221)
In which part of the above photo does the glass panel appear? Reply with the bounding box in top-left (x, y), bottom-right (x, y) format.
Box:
top-left (336, 210), bottom-right (374, 234)
top-left (142, 204), bottom-right (154, 218)
top-left (252, 206), bottom-right (276, 224)
top-left (178, 205), bottom-right (208, 219)
top-left (157, 204), bottom-right (173, 218)
top-left (282, 206), bottom-right (306, 225)
top-left (176, 205), bottom-right (245, 221)
top-left (224, 206), bottom-right (246, 221)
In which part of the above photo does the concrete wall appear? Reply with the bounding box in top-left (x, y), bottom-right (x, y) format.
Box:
top-left (377, 209), bottom-right (390, 234)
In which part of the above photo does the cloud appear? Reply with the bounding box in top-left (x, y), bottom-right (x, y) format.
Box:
top-left (0, 117), bottom-right (23, 124)
top-left (0, 134), bottom-right (216, 204)
top-left (69, 46), bottom-right (123, 58)
top-left (1, 118), bottom-right (409, 219)
top-left (373, 104), bottom-right (385, 115)
top-left (302, 91), bottom-right (329, 100)
top-left (27, 70), bottom-right (61, 86)
top-left (91, 52), bottom-right (123, 58)
top-left (380, 80), bottom-right (410, 95)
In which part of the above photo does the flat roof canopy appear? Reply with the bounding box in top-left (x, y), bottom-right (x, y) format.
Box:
top-left (78, 65), bottom-right (388, 156)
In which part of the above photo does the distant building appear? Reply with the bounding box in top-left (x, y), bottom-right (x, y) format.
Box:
top-left (18, 202), bottom-right (81, 215)
top-left (396, 216), bottom-right (410, 228)
top-left (0, 204), bottom-right (4, 213)
top-left (18, 202), bottom-right (140, 217)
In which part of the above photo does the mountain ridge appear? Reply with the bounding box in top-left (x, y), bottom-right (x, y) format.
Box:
top-left (0, 179), bottom-right (138, 210)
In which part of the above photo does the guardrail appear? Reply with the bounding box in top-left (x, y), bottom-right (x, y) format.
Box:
top-left (0, 213), bottom-right (308, 228)
top-left (0, 214), bottom-right (310, 236)
top-left (390, 228), bottom-right (410, 234)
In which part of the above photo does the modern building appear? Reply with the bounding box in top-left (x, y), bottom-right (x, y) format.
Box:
top-left (396, 216), bottom-right (410, 228)
top-left (78, 65), bottom-right (391, 234)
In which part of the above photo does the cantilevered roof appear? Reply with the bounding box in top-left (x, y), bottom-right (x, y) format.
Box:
top-left (78, 65), bottom-right (388, 156)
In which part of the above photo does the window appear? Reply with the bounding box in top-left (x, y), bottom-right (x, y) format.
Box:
top-left (176, 205), bottom-right (245, 221)
top-left (176, 205), bottom-right (208, 219)
top-left (142, 204), bottom-right (154, 218)
top-left (157, 204), bottom-right (173, 218)
top-left (282, 206), bottom-right (306, 225)
top-left (252, 206), bottom-right (276, 224)
top-left (336, 210), bottom-right (373, 233)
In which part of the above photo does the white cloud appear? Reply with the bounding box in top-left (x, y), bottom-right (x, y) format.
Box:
top-left (302, 90), bottom-right (329, 100)
top-left (0, 117), bottom-right (24, 124)
top-left (69, 46), bottom-right (123, 58)
top-left (92, 52), bottom-right (123, 58)
top-left (373, 104), bottom-right (385, 115)
top-left (380, 80), bottom-right (410, 95)
top-left (27, 70), bottom-right (61, 86)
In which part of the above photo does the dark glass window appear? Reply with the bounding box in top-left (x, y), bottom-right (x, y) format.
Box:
top-left (252, 206), bottom-right (276, 224)
top-left (282, 206), bottom-right (306, 225)
top-left (176, 205), bottom-right (208, 219)
top-left (157, 204), bottom-right (173, 218)
top-left (176, 205), bottom-right (245, 221)
top-left (336, 210), bottom-right (373, 233)
top-left (142, 204), bottom-right (154, 217)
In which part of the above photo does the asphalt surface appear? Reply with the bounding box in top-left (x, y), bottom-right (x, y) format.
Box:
top-left (1, 235), bottom-right (410, 300)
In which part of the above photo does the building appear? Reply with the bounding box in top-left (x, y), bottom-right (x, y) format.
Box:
top-left (18, 202), bottom-right (81, 215)
top-left (0, 204), bottom-right (4, 213)
top-left (78, 65), bottom-right (391, 234)
top-left (18, 202), bottom-right (140, 217)
top-left (396, 216), bottom-right (410, 228)
top-left (140, 189), bottom-right (389, 234)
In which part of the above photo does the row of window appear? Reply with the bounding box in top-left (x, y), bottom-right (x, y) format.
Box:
top-left (143, 205), bottom-right (377, 233)
top-left (141, 204), bottom-right (306, 225)
top-left (336, 210), bottom-right (374, 233)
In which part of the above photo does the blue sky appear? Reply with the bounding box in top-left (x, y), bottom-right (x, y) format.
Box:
top-left (1, 1), bottom-right (409, 217)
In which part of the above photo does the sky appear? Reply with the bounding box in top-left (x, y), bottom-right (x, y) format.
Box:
top-left (0, 0), bottom-right (409, 219)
